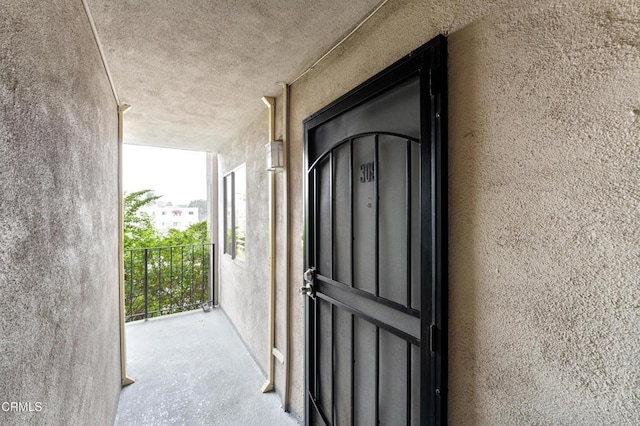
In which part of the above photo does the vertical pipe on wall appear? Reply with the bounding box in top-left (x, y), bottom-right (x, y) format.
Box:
top-left (262, 96), bottom-right (277, 393)
top-left (281, 82), bottom-right (292, 411)
top-left (117, 104), bottom-right (134, 387)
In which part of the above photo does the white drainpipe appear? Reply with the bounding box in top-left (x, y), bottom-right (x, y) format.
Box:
top-left (118, 104), bottom-right (134, 387)
top-left (261, 96), bottom-right (277, 393)
top-left (280, 83), bottom-right (292, 411)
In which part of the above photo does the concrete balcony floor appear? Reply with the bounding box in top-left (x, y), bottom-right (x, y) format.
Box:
top-left (115, 309), bottom-right (300, 426)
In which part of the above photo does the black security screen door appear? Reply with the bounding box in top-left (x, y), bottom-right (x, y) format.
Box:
top-left (302, 35), bottom-right (447, 426)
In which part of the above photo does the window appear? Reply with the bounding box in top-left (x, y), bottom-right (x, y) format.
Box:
top-left (188, 211), bottom-right (194, 215)
top-left (161, 211), bottom-right (167, 215)
top-left (223, 165), bottom-right (246, 261)
top-left (224, 173), bottom-right (233, 255)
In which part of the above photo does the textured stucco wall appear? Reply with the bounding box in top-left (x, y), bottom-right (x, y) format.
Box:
top-left (0, 2), bottom-right (121, 425)
top-left (87, 0), bottom-right (383, 152)
top-left (216, 96), bottom-right (297, 412)
top-left (446, 3), bottom-right (639, 423)
top-left (217, 108), bottom-right (273, 376)
top-left (283, 0), bottom-right (639, 423)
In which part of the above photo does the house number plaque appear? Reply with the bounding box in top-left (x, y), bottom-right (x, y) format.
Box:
top-left (360, 162), bottom-right (375, 183)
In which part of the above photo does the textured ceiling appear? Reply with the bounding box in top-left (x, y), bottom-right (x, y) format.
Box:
top-left (87, 0), bottom-right (383, 152)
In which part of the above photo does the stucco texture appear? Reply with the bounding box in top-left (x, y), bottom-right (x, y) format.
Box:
top-left (85, 0), bottom-right (382, 152)
top-left (215, 95), bottom-right (296, 413)
top-left (283, 0), bottom-right (639, 423)
top-left (0, 1), bottom-right (121, 425)
top-left (217, 107), bottom-right (273, 376)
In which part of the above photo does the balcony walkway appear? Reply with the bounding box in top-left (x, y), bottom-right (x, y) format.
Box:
top-left (115, 309), bottom-right (301, 426)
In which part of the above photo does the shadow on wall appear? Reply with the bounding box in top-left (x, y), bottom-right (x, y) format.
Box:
top-left (447, 20), bottom-right (485, 426)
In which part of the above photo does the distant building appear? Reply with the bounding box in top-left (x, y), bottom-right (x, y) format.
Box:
top-left (139, 206), bottom-right (199, 233)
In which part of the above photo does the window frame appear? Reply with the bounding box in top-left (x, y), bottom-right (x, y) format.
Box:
top-left (223, 164), bottom-right (246, 261)
top-left (223, 171), bottom-right (235, 257)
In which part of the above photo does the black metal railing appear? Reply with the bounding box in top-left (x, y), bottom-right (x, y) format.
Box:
top-left (124, 243), bottom-right (214, 322)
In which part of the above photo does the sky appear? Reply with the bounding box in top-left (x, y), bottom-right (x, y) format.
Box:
top-left (123, 145), bottom-right (207, 206)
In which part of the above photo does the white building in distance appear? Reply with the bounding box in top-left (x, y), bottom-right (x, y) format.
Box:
top-left (139, 206), bottom-right (200, 234)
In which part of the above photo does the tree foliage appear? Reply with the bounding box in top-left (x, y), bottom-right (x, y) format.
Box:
top-left (123, 190), bottom-right (211, 321)
top-left (123, 189), bottom-right (209, 248)
top-left (124, 190), bottom-right (162, 248)
top-left (164, 220), bottom-right (208, 247)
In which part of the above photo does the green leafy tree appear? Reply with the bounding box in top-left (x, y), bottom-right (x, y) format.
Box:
top-left (163, 220), bottom-right (208, 246)
top-left (123, 190), bottom-right (211, 321)
top-left (123, 189), bottom-right (162, 249)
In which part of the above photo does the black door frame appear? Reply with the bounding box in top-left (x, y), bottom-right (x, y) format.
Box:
top-left (303, 35), bottom-right (448, 426)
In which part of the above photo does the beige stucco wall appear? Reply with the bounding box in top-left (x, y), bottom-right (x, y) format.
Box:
top-left (0, 1), bottom-right (122, 424)
top-left (215, 88), bottom-right (300, 418)
top-left (283, 0), bottom-right (640, 423)
top-left (216, 106), bottom-right (278, 377)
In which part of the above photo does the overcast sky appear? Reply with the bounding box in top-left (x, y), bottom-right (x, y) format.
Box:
top-left (123, 145), bottom-right (207, 206)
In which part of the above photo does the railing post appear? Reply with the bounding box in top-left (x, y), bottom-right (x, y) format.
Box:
top-left (144, 248), bottom-right (149, 321)
top-left (190, 244), bottom-right (195, 303)
top-left (209, 243), bottom-right (215, 305)
top-left (158, 248), bottom-right (162, 316)
top-left (200, 243), bottom-right (205, 304)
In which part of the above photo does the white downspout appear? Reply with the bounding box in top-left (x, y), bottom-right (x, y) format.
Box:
top-left (281, 83), bottom-right (292, 411)
top-left (118, 104), bottom-right (134, 387)
top-left (261, 96), bottom-right (277, 393)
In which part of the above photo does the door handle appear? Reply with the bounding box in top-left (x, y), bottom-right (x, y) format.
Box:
top-left (300, 268), bottom-right (316, 298)
top-left (298, 282), bottom-right (314, 297)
